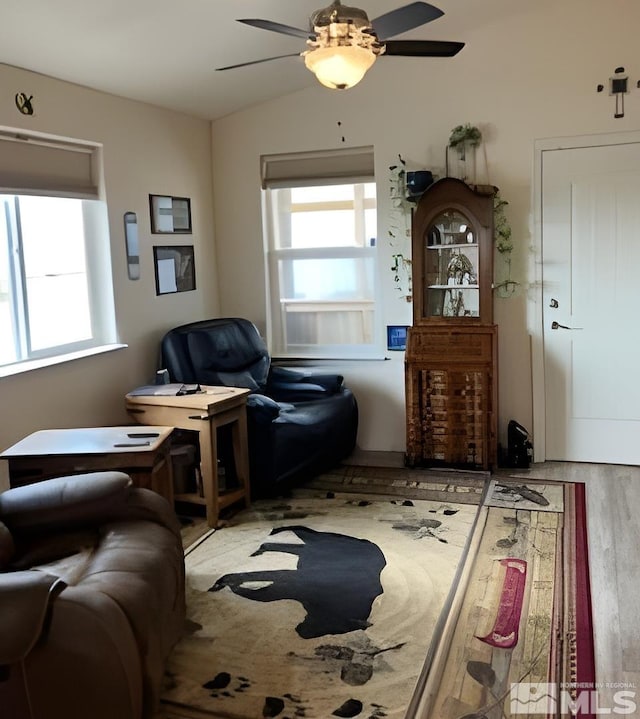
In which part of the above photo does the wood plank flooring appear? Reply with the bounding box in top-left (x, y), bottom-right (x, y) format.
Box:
top-left (510, 460), bottom-right (640, 711)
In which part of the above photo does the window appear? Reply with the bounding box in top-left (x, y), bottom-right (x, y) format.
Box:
top-left (262, 148), bottom-right (379, 358)
top-left (0, 131), bottom-right (117, 369)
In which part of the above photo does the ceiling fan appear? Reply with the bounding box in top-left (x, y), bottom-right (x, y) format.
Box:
top-left (216, 1), bottom-right (464, 90)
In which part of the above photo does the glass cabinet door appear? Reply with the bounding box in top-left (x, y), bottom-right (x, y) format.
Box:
top-left (423, 209), bottom-right (479, 318)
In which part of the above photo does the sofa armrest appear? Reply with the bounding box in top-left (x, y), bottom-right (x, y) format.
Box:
top-left (0, 571), bottom-right (65, 664)
top-left (0, 472), bottom-right (133, 534)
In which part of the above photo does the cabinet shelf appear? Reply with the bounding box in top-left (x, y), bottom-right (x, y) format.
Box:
top-left (428, 284), bottom-right (479, 290)
top-left (174, 486), bottom-right (246, 511)
top-left (427, 243), bottom-right (478, 250)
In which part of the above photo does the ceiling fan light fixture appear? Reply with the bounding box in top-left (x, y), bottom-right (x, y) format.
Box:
top-left (222, 3), bottom-right (465, 82)
top-left (304, 44), bottom-right (376, 89)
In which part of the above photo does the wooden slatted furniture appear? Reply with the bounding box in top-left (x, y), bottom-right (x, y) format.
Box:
top-left (405, 178), bottom-right (498, 470)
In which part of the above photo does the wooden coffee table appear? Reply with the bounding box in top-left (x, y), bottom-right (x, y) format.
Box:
top-left (0, 426), bottom-right (175, 503)
top-left (125, 386), bottom-right (251, 527)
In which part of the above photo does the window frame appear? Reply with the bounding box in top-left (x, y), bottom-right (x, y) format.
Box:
top-left (262, 172), bottom-right (381, 360)
top-left (0, 129), bottom-right (119, 371)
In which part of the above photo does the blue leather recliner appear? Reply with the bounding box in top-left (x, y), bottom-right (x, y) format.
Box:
top-left (160, 318), bottom-right (358, 496)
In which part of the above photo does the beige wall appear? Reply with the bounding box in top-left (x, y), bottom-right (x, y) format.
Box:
top-left (0, 64), bottom-right (218, 451)
top-left (210, 0), bottom-right (640, 453)
top-left (1, 0), bottom-right (638, 458)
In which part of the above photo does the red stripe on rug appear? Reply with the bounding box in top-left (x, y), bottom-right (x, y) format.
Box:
top-left (475, 558), bottom-right (527, 649)
top-left (574, 482), bottom-right (596, 704)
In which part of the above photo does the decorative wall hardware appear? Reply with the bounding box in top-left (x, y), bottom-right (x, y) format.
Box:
top-left (124, 212), bottom-right (140, 280)
top-left (15, 92), bottom-right (34, 115)
top-left (597, 66), bottom-right (630, 118)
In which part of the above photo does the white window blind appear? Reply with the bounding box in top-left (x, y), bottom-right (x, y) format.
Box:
top-left (261, 146), bottom-right (375, 189)
top-left (0, 131), bottom-right (100, 199)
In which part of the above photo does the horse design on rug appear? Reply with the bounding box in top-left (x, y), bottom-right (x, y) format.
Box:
top-left (209, 525), bottom-right (386, 639)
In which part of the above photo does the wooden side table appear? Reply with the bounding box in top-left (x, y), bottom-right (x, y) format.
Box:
top-left (125, 386), bottom-right (251, 527)
top-left (0, 426), bottom-right (175, 503)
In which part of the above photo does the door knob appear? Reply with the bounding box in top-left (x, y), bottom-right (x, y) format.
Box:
top-left (549, 298), bottom-right (559, 308)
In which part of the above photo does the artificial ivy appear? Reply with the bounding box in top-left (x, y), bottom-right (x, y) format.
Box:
top-left (387, 146), bottom-right (518, 300)
top-left (493, 190), bottom-right (519, 296)
top-left (387, 155), bottom-right (412, 301)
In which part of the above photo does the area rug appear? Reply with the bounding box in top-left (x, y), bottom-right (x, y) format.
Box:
top-left (414, 478), bottom-right (596, 719)
top-left (162, 469), bottom-right (596, 719)
top-left (161, 487), bottom-right (482, 719)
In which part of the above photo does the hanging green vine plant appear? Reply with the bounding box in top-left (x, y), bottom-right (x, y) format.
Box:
top-left (387, 145), bottom-right (519, 301)
top-left (493, 190), bottom-right (519, 297)
top-left (387, 154), bottom-right (413, 302)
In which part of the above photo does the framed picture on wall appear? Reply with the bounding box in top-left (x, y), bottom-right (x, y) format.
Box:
top-left (149, 195), bottom-right (192, 234)
top-left (153, 245), bottom-right (196, 295)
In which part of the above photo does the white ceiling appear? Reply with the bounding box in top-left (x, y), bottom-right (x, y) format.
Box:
top-left (0, 0), bottom-right (523, 121)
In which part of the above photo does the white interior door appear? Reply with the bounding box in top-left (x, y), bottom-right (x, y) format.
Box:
top-left (543, 141), bottom-right (640, 463)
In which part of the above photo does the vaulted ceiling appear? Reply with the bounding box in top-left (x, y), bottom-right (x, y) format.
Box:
top-left (1, 0), bottom-right (525, 120)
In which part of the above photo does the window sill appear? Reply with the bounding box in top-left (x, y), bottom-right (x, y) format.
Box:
top-left (0, 344), bottom-right (128, 379)
top-left (272, 355), bottom-right (389, 363)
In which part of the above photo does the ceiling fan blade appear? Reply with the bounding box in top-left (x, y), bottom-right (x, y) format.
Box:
top-left (216, 53), bottom-right (301, 72)
top-left (383, 39), bottom-right (465, 57)
top-left (238, 18), bottom-right (313, 40)
top-left (371, 2), bottom-right (444, 41)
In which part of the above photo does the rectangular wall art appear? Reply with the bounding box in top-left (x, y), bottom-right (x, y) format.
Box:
top-left (153, 245), bottom-right (196, 295)
top-left (149, 195), bottom-right (192, 234)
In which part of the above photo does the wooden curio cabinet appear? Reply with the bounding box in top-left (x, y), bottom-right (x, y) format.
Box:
top-left (405, 178), bottom-right (498, 470)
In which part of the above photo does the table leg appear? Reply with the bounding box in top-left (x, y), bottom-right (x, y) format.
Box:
top-left (149, 449), bottom-right (174, 505)
top-left (230, 407), bottom-right (251, 509)
top-left (125, 397), bottom-right (251, 527)
top-left (197, 420), bottom-right (220, 528)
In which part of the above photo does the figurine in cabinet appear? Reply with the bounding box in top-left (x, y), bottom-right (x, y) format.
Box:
top-left (405, 178), bottom-right (498, 470)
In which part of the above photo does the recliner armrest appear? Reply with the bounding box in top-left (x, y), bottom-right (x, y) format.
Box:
top-left (118, 488), bottom-right (182, 537)
top-left (246, 394), bottom-right (282, 423)
top-left (0, 472), bottom-right (133, 534)
top-left (269, 366), bottom-right (344, 396)
top-left (0, 571), bottom-right (64, 665)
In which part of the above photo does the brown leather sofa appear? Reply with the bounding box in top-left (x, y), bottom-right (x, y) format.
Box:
top-left (0, 471), bottom-right (186, 719)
